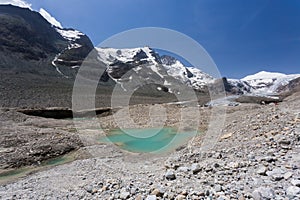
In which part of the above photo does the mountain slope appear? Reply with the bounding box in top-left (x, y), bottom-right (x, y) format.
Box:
top-left (160, 55), bottom-right (214, 90)
top-left (242, 71), bottom-right (300, 94)
top-left (1, 5), bottom-right (298, 108)
top-left (0, 5), bottom-right (93, 76)
top-left (227, 71), bottom-right (300, 95)
top-left (277, 77), bottom-right (300, 94)
top-left (0, 5), bottom-right (209, 108)
top-left (96, 47), bottom-right (189, 94)
top-left (95, 47), bottom-right (214, 93)
top-left (0, 5), bottom-right (65, 69)
top-left (0, 5), bottom-right (94, 108)
top-left (52, 28), bottom-right (94, 77)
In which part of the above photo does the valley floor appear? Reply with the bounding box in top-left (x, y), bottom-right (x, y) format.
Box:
top-left (0, 92), bottom-right (300, 199)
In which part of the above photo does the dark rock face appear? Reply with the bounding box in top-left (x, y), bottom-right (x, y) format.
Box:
top-left (222, 78), bottom-right (235, 93)
top-left (160, 55), bottom-right (177, 65)
top-left (0, 5), bottom-right (93, 74)
top-left (0, 5), bottom-right (66, 70)
top-left (0, 5), bottom-right (95, 108)
top-left (108, 60), bottom-right (136, 79)
top-left (277, 77), bottom-right (300, 94)
top-left (53, 29), bottom-right (94, 68)
top-left (221, 77), bottom-right (251, 95)
top-left (185, 68), bottom-right (194, 78)
top-left (133, 50), bottom-right (148, 61)
top-left (150, 49), bottom-right (162, 64)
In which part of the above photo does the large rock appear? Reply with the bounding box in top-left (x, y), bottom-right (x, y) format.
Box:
top-left (286, 186), bottom-right (300, 197)
top-left (165, 169), bottom-right (176, 180)
top-left (252, 187), bottom-right (275, 199)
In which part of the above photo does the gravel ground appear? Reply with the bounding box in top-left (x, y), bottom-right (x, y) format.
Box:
top-left (0, 92), bottom-right (299, 199)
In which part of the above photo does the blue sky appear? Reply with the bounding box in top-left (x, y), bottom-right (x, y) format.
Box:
top-left (22, 0), bottom-right (300, 78)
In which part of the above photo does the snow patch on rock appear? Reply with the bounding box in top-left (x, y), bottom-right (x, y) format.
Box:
top-left (56, 28), bottom-right (84, 41)
top-left (39, 8), bottom-right (62, 28)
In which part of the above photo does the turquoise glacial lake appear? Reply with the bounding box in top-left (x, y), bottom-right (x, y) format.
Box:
top-left (99, 127), bottom-right (198, 153)
top-left (0, 154), bottom-right (75, 184)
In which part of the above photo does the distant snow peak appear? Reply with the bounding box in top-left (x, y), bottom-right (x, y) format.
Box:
top-left (0, 0), bottom-right (31, 9)
top-left (39, 8), bottom-right (62, 28)
top-left (229, 71), bottom-right (300, 95)
top-left (242, 71), bottom-right (286, 81)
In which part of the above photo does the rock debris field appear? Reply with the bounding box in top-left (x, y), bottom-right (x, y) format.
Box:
top-left (0, 92), bottom-right (300, 200)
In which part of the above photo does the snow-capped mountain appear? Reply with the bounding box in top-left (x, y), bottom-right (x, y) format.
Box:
top-left (15, 4), bottom-right (94, 77)
top-left (51, 27), bottom-right (92, 77)
top-left (0, 4), bottom-right (93, 78)
top-left (242, 71), bottom-right (300, 94)
top-left (40, 9), bottom-right (94, 77)
top-left (96, 47), bottom-right (178, 92)
top-left (76, 45), bottom-right (300, 96)
top-left (97, 47), bottom-right (161, 65)
top-left (228, 71), bottom-right (300, 95)
top-left (161, 55), bottom-right (214, 90)
top-left (2, 5), bottom-right (298, 98)
top-left (95, 47), bottom-right (214, 92)
top-left (21, 5), bottom-right (297, 96)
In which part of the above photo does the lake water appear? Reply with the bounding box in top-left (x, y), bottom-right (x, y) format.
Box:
top-left (0, 154), bottom-right (75, 184)
top-left (99, 127), bottom-right (198, 153)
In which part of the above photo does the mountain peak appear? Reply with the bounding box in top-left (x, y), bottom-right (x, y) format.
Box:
top-left (228, 71), bottom-right (300, 95)
top-left (96, 46), bottom-right (160, 65)
top-left (242, 71), bottom-right (286, 81)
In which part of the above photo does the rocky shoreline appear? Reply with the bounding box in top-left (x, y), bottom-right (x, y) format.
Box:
top-left (0, 92), bottom-right (299, 199)
top-left (0, 109), bottom-right (83, 170)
